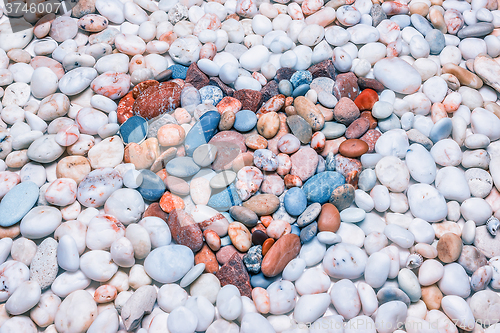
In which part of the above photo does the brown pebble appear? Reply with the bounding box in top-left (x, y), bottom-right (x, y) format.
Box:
top-left (421, 285), bottom-right (443, 310)
top-left (0, 224), bottom-right (20, 238)
top-left (219, 111), bottom-right (235, 131)
top-left (262, 238), bottom-right (275, 256)
top-left (242, 194), bottom-right (280, 216)
top-left (142, 202), bottom-right (168, 221)
top-left (261, 234), bottom-right (301, 277)
top-left (345, 117), bottom-right (370, 139)
top-left (215, 253), bottom-right (252, 298)
top-left (245, 134), bottom-right (268, 150)
top-left (436, 233), bottom-right (463, 263)
top-left (333, 97), bottom-right (360, 125)
top-left (166, 209), bottom-right (203, 252)
top-left (195, 244), bottom-right (219, 274)
top-left (317, 203), bottom-right (341, 233)
top-left (338, 139), bottom-right (369, 158)
top-left (360, 111), bottom-right (378, 129)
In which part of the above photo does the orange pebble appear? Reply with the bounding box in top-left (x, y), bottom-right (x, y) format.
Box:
top-left (262, 238), bottom-right (275, 256)
top-left (156, 169), bottom-right (168, 181)
top-left (260, 216), bottom-right (273, 228)
top-left (431, 102), bottom-right (448, 123)
top-left (354, 89), bottom-right (379, 111)
top-left (284, 174), bottom-right (303, 188)
top-left (203, 229), bottom-right (221, 252)
top-left (94, 285), bottom-right (117, 303)
top-left (117, 91), bottom-right (135, 124)
top-left (217, 96), bottom-right (242, 114)
top-left (285, 96), bottom-right (294, 107)
top-left (159, 191), bottom-right (185, 213)
top-left (194, 244), bottom-right (219, 274)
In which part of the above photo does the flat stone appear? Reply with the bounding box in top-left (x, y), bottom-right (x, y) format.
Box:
top-left (0, 181), bottom-right (38, 227)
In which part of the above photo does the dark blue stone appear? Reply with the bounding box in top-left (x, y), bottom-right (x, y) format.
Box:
top-left (168, 64), bottom-right (188, 79)
top-left (250, 272), bottom-right (281, 289)
top-left (233, 110), bottom-right (257, 132)
top-left (284, 187), bottom-right (307, 216)
top-left (292, 84), bottom-right (310, 98)
top-left (300, 222), bottom-right (317, 243)
top-left (302, 171), bottom-right (346, 204)
top-left (199, 85), bottom-right (223, 105)
top-left (207, 184), bottom-right (242, 211)
top-left (290, 70), bottom-right (313, 88)
top-left (184, 111), bottom-right (220, 156)
top-left (137, 169), bottom-right (166, 201)
top-left (119, 116), bottom-right (148, 144)
top-left (0, 181), bottom-right (39, 227)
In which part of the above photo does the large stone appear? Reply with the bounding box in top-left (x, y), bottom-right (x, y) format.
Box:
top-left (215, 253), bottom-right (252, 298)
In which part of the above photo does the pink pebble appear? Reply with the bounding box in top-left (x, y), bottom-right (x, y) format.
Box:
top-left (0, 171), bottom-right (21, 199)
top-left (235, 166), bottom-right (264, 201)
top-left (266, 219), bottom-right (291, 239)
top-left (311, 132), bottom-right (326, 152)
top-left (45, 178), bottom-right (78, 207)
top-left (261, 173), bottom-right (285, 196)
top-left (204, 229), bottom-right (221, 252)
top-left (277, 134), bottom-right (301, 154)
top-left (55, 124), bottom-right (80, 147)
top-left (94, 284), bottom-right (117, 303)
top-left (276, 153), bottom-right (292, 176)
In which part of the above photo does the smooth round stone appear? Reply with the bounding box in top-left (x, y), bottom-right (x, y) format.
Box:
top-left (266, 280), bottom-right (295, 315)
top-left (199, 86), bottom-right (223, 105)
top-left (27, 135), bottom-right (65, 163)
top-left (375, 156), bottom-right (410, 192)
top-left (193, 144), bottom-right (218, 168)
top-left (429, 118), bottom-right (453, 143)
top-left (430, 139), bottom-right (463, 166)
top-left (57, 234), bottom-right (80, 272)
top-left (374, 301), bottom-right (407, 333)
top-left (120, 116), bottom-right (148, 144)
top-left (407, 184), bottom-right (448, 222)
top-left (278, 80), bottom-right (293, 96)
top-left (284, 187), bottom-right (307, 216)
top-left (435, 166), bottom-right (471, 202)
top-left (20, 206), bottom-right (62, 239)
top-left (340, 207), bottom-right (366, 223)
top-left (441, 295), bottom-right (476, 330)
top-left (323, 243), bottom-right (367, 279)
top-left (438, 263), bottom-right (471, 298)
top-left (167, 306), bottom-right (198, 333)
top-left (166, 157), bottom-right (201, 178)
top-left (299, 237), bottom-right (326, 267)
top-left (210, 171), bottom-right (236, 189)
top-left (374, 129), bottom-right (409, 159)
top-left (137, 169), bottom-right (166, 201)
top-left (5, 280), bottom-right (41, 315)
top-left (364, 252), bottom-right (391, 288)
top-left (398, 268), bottom-right (421, 302)
top-left (144, 245), bottom-right (194, 283)
top-left (77, 168), bottom-right (123, 208)
top-left (373, 57), bottom-right (422, 94)
top-left (461, 197), bottom-right (493, 225)
top-left (296, 203), bottom-right (321, 227)
top-left (321, 122), bottom-right (346, 139)
top-left (157, 284), bottom-right (188, 313)
top-left (330, 279), bottom-right (361, 320)
top-left (0, 181), bottom-right (38, 227)
top-left (217, 285), bottom-right (242, 321)
top-left (240, 313), bottom-right (275, 333)
top-left (465, 168), bottom-right (493, 198)
top-left (54, 290), bottom-right (97, 333)
top-left (58, 67), bottom-right (98, 96)
top-left (233, 110), bottom-right (257, 132)
top-left (358, 169), bottom-right (377, 191)
top-left (294, 293), bottom-right (331, 324)
top-left (282, 258), bottom-right (307, 282)
top-left (408, 218), bottom-right (435, 244)
top-left (405, 143), bottom-right (436, 184)
top-left (317, 231), bottom-right (342, 245)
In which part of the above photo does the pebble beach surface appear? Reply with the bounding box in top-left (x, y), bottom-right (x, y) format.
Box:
top-left (1, 0), bottom-right (500, 332)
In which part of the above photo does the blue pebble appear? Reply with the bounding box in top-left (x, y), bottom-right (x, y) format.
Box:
top-left (325, 152), bottom-right (336, 171)
top-left (284, 187), bottom-right (307, 216)
top-left (302, 171), bottom-right (346, 204)
top-left (166, 157), bottom-right (200, 178)
top-left (391, 15), bottom-right (411, 28)
top-left (207, 184), bottom-right (242, 211)
top-left (250, 272), bottom-right (282, 289)
top-left (184, 111), bottom-right (220, 156)
top-left (292, 84), bottom-right (310, 98)
top-left (119, 116), bottom-right (148, 144)
top-left (233, 110), bottom-right (257, 132)
top-left (137, 170), bottom-right (166, 201)
top-left (300, 222), bottom-right (317, 243)
top-left (279, 80), bottom-right (293, 96)
top-left (316, 156), bottom-right (325, 174)
top-left (378, 114), bottom-right (401, 132)
top-left (0, 181), bottom-right (39, 227)
top-left (220, 235), bottom-right (232, 247)
top-left (411, 14), bottom-right (433, 36)
top-left (291, 224), bottom-right (301, 236)
top-left (199, 85), bottom-right (223, 105)
top-left (290, 70), bottom-right (313, 89)
top-left (425, 29), bottom-right (446, 55)
top-left (429, 117), bottom-right (452, 143)
top-left (168, 64), bottom-right (188, 79)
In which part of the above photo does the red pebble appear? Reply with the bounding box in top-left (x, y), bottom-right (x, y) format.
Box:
top-left (167, 209), bottom-right (203, 252)
top-left (117, 91), bottom-right (135, 124)
top-left (354, 89), bottom-right (379, 111)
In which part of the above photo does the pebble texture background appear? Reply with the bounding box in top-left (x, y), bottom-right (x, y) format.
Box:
top-left (0, 0), bottom-right (500, 332)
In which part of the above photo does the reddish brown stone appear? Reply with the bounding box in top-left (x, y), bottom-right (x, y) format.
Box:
top-left (143, 202), bottom-right (168, 221)
top-left (208, 131), bottom-right (247, 171)
top-left (166, 209), bottom-right (203, 252)
top-left (216, 253), bottom-right (253, 298)
top-left (117, 91), bottom-right (135, 124)
top-left (333, 72), bottom-right (359, 101)
top-left (216, 245), bottom-right (244, 265)
top-left (209, 77), bottom-right (235, 96)
top-left (275, 67), bottom-right (297, 81)
top-left (360, 111), bottom-right (378, 129)
top-left (360, 129), bottom-right (382, 153)
top-left (354, 89), bottom-right (379, 111)
top-left (195, 244), bottom-right (219, 274)
top-left (334, 97), bottom-right (360, 125)
top-left (261, 234), bottom-right (301, 277)
top-left (307, 59), bottom-right (336, 79)
top-left (132, 81), bottom-right (181, 120)
top-left (260, 80), bottom-right (279, 103)
top-left (233, 89), bottom-right (262, 112)
top-left (339, 139), bottom-right (369, 158)
top-left (185, 63), bottom-right (209, 90)
top-left (357, 77), bottom-right (385, 92)
top-left (345, 117), bottom-right (370, 139)
top-left (335, 154), bottom-right (362, 187)
top-left (132, 80), bottom-right (159, 99)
